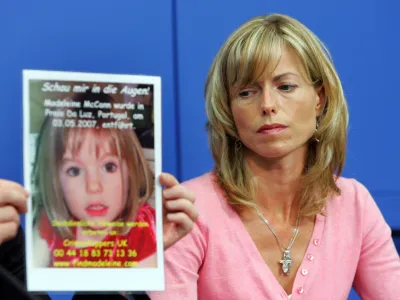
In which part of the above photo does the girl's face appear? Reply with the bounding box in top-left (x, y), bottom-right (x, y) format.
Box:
top-left (59, 129), bottom-right (129, 226)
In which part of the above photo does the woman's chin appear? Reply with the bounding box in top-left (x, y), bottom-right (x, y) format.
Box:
top-left (251, 146), bottom-right (290, 160)
top-left (249, 141), bottom-right (306, 161)
top-left (260, 151), bottom-right (288, 159)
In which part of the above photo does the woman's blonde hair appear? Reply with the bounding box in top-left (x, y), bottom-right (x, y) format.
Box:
top-left (32, 92), bottom-right (154, 239)
top-left (205, 13), bottom-right (349, 217)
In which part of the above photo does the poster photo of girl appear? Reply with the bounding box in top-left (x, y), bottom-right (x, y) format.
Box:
top-left (23, 70), bottom-right (165, 292)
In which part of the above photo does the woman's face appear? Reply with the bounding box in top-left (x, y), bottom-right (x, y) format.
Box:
top-left (59, 129), bottom-right (129, 226)
top-left (230, 45), bottom-right (324, 159)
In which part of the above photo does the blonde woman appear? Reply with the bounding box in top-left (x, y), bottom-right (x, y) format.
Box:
top-left (149, 14), bottom-right (400, 299)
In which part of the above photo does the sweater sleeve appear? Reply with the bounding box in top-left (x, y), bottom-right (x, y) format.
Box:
top-left (147, 214), bottom-right (208, 300)
top-left (352, 182), bottom-right (400, 300)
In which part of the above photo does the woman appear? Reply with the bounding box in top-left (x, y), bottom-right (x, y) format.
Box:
top-left (148, 13), bottom-right (400, 300)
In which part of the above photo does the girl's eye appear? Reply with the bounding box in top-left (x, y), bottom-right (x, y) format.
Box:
top-left (66, 167), bottom-right (81, 177)
top-left (104, 162), bottom-right (118, 173)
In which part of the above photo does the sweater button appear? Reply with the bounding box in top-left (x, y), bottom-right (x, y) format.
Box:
top-left (301, 269), bottom-right (308, 276)
top-left (307, 254), bottom-right (314, 261)
top-left (297, 287), bottom-right (304, 294)
top-left (313, 239), bottom-right (320, 246)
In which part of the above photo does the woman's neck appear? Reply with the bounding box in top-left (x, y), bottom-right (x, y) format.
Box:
top-left (244, 146), bottom-right (307, 225)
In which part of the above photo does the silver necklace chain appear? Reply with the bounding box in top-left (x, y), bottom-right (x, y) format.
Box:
top-left (250, 203), bottom-right (301, 276)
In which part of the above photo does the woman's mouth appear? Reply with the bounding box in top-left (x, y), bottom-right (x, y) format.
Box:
top-left (85, 204), bottom-right (109, 216)
top-left (257, 123), bottom-right (288, 135)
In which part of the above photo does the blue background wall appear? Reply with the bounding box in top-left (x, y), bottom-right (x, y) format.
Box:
top-left (1, 1), bottom-right (399, 299)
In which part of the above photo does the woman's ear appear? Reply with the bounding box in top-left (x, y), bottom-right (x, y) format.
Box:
top-left (315, 85), bottom-right (326, 117)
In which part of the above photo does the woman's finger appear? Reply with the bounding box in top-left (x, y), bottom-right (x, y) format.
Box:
top-left (165, 199), bottom-right (199, 221)
top-left (158, 173), bottom-right (179, 188)
top-left (0, 189), bottom-right (28, 214)
top-left (166, 212), bottom-right (195, 233)
top-left (0, 205), bottom-right (20, 224)
top-left (163, 185), bottom-right (195, 202)
top-left (0, 180), bottom-right (29, 197)
top-left (0, 222), bottom-right (20, 245)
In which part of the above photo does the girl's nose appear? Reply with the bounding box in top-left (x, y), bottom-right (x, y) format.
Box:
top-left (86, 169), bottom-right (103, 194)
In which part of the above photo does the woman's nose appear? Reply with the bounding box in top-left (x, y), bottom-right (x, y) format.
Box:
top-left (260, 89), bottom-right (278, 115)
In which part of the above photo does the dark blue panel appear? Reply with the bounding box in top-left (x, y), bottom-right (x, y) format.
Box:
top-left (175, 0), bottom-right (400, 227)
top-left (0, 1), bottom-right (176, 299)
top-left (394, 235), bottom-right (400, 254)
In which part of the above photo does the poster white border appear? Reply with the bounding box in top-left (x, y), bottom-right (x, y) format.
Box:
top-left (22, 69), bottom-right (164, 292)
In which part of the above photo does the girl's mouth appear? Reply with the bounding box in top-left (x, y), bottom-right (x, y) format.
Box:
top-left (85, 204), bottom-right (109, 216)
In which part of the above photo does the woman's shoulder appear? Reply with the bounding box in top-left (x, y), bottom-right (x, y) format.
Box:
top-left (181, 172), bottom-right (227, 210)
top-left (180, 172), bottom-right (240, 234)
top-left (181, 171), bottom-right (216, 190)
top-left (334, 176), bottom-right (369, 197)
top-left (333, 176), bottom-right (373, 202)
top-left (327, 176), bottom-right (382, 220)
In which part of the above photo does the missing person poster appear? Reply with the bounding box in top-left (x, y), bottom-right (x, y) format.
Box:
top-left (23, 70), bottom-right (164, 292)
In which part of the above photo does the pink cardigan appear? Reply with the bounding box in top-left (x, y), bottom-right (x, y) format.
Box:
top-left (149, 172), bottom-right (400, 300)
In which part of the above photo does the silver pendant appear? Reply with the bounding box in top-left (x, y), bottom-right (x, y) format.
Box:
top-left (279, 250), bottom-right (293, 275)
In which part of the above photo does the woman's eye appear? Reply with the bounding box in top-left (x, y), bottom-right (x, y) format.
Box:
top-left (279, 84), bottom-right (297, 92)
top-left (238, 89), bottom-right (258, 98)
top-left (104, 162), bottom-right (118, 173)
top-left (239, 91), bottom-right (251, 97)
top-left (66, 167), bottom-right (81, 177)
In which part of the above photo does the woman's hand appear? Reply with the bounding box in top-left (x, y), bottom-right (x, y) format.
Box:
top-left (0, 179), bottom-right (29, 245)
top-left (159, 173), bottom-right (198, 250)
